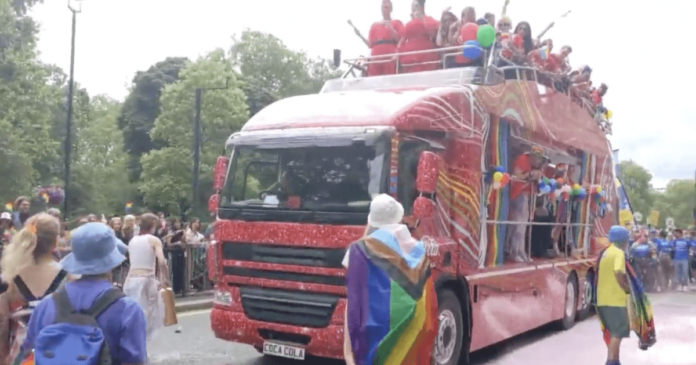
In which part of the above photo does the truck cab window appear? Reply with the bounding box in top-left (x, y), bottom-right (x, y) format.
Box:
top-left (397, 140), bottom-right (431, 215)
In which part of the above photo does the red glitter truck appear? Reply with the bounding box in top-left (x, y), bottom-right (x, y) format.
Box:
top-left (206, 48), bottom-right (619, 364)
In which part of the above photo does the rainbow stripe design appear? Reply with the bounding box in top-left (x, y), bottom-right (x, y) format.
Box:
top-left (485, 119), bottom-right (510, 267)
top-left (5, 202), bottom-right (12, 211)
top-left (626, 263), bottom-right (657, 349)
top-left (389, 135), bottom-right (400, 198)
top-left (346, 234), bottom-right (438, 365)
top-left (572, 152), bottom-right (591, 250)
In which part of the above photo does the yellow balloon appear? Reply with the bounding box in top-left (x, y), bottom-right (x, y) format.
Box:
top-left (573, 184), bottom-right (581, 190)
top-left (493, 172), bottom-right (503, 182)
top-left (596, 186), bottom-right (602, 193)
top-left (605, 110), bottom-right (613, 119)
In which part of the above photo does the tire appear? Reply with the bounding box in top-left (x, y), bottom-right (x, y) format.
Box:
top-left (434, 289), bottom-right (464, 365)
top-left (559, 274), bottom-right (578, 330)
top-left (576, 271), bottom-right (593, 321)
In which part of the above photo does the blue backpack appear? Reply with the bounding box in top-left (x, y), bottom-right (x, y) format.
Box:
top-left (33, 288), bottom-right (124, 365)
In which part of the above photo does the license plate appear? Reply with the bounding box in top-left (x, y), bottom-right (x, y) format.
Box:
top-left (262, 341), bottom-right (306, 360)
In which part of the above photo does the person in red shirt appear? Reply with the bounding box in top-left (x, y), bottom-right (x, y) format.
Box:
top-left (367, 0), bottom-right (404, 76)
top-left (593, 83), bottom-right (608, 105)
top-left (507, 146), bottom-right (548, 262)
top-left (435, 8), bottom-right (457, 48)
top-left (398, 0), bottom-right (440, 73)
top-left (542, 45), bottom-right (572, 73)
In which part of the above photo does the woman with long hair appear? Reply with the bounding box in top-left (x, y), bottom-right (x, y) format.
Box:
top-left (343, 195), bottom-right (437, 365)
top-left (123, 213), bottom-right (171, 341)
top-left (0, 214), bottom-right (68, 365)
top-left (501, 21), bottom-right (534, 66)
top-left (398, 0), bottom-right (440, 73)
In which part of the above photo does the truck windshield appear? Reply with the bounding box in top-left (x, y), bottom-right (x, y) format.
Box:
top-left (219, 139), bottom-right (389, 221)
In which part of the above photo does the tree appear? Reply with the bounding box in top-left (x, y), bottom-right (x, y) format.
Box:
top-left (230, 30), bottom-right (341, 101)
top-left (118, 57), bottom-right (188, 181)
top-left (139, 49), bottom-right (248, 216)
top-left (68, 95), bottom-right (132, 216)
top-left (652, 180), bottom-right (695, 229)
top-left (0, 0), bottom-right (63, 204)
top-left (618, 160), bottom-right (654, 220)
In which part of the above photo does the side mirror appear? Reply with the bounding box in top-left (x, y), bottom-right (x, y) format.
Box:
top-left (212, 156), bottom-right (229, 191)
top-left (208, 193), bottom-right (220, 214)
top-left (333, 49), bottom-right (341, 69)
top-left (416, 151), bottom-right (441, 194)
top-left (412, 197), bottom-right (436, 220)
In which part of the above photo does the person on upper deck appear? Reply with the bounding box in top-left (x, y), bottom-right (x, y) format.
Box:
top-left (435, 8), bottom-right (457, 48)
top-left (445, 7), bottom-right (477, 68)
top-left (501, 21), bottom-right (534, 66)
top-left (484, 12), bottom-right (495, 26)
top-left (367, 0), bottom-right (404, 77)
top-left (507, 146), bottom-right (548, 263)
top-left (397, 0), bottom-right (440, 73)
top-left (497, 15), bottom-right (512, 40)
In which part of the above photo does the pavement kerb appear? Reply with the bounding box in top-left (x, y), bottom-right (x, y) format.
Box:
top-left (175, 298), bottom-right (213, 313)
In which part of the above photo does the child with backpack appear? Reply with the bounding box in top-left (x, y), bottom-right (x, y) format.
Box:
top-left (18, 222), bottom-right (147, 365)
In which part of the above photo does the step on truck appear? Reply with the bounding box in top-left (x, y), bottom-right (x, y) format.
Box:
top-left (206, 46), bottom-right (620, 364)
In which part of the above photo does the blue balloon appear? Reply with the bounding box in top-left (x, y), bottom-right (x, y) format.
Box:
top-left (538, 183), bottom-right (547, 191)
top-left (541, 186), bottom-right (552, 194)
top-left (495, 166), bottom-right (505, 173)
top-left (463, 40), bottom-right (482, 60)
top-left (599, 191), bottom-right (606, 197)
top-left (548, 179), bottom-right (557, 188)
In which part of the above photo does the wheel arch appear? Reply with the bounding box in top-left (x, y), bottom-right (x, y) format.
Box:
top-left (435, 273), bottom-right (472, 364)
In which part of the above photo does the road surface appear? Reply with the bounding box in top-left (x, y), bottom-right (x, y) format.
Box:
top-left (150, 291), bottom-right (696, 365)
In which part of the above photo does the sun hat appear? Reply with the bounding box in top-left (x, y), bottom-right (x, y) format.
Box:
top-left (0, 212), bottom-right (10, 221)
top-left (60, 222), bottom-right (126, 275)
top-left (368, 194), bottom-right (404, 228)
top-left (608, 225), bottom-right (629, 244)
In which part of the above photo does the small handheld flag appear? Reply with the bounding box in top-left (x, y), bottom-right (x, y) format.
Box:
top-left (5, 202), bottom-right (12, 211)
top-left (40, 193), bottom-right (49, 204)
top-left (125, 202), bottom-right (133, 212)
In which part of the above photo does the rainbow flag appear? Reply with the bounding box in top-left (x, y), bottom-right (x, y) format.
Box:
top-left (5, 202), bottom-right (12, 211)
top-left (346, 231), bottom-right (438, 365)
top-left (125, 202), bottom-right (133, 212)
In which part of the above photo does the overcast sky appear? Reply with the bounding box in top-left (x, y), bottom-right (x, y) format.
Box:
top-left (30, 0), bottom-right (692, 187)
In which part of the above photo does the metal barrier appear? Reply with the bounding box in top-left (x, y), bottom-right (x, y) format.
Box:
top-left (164, 244), bottom-right (211, 297)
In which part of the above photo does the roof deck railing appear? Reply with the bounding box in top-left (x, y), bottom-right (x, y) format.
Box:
top-left (337, 44), bottom-right (612, 135)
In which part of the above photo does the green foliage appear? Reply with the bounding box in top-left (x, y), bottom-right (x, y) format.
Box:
top-left (652, 180), bottom-right (695, 229)
top-left (618, 160), bottom-right (654, 220)
top-left (118, 57), bottom-right (188, 181)
top-left (140, 49), bottom-right (249, 217)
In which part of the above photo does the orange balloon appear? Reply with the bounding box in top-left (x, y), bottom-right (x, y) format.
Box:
top-left (556, 178), bottom-right (564, 185)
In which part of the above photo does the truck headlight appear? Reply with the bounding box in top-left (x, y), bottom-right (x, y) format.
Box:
top-left (214, 290), bottom-right (233, 305)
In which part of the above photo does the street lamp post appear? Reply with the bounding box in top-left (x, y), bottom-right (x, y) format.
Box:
top-left (190, 78), bottom-right (230, 217)
top-left (63, 0), bottom-right (82, 217)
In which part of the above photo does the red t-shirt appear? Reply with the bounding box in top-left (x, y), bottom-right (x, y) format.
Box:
top-left (502, 34), bottom-right (524, 60)
top-left (368, 20), bottom-right (404, 49)
top-left (592, 90), bottom-right (603, 104)
top-left (543, 54), bottom-right (561, 72)
top-left (510, 154), bottom-right (532, 199)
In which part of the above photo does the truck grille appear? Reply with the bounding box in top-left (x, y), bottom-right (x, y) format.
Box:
top-left (239, 287), bottom-right (339, 328)
top-left (222, 242), bottom-right (346, 268)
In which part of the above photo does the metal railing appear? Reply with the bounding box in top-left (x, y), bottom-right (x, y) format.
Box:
top-left (164, 244), bottom-right (212, 297)
top-left (339, 44), bottom-right (611, 135)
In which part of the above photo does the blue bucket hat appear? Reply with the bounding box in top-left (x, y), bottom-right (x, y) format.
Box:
top-left (608, 225), bottom-right (629, 244)
top-left (60, 222), bottom-right (127, 275)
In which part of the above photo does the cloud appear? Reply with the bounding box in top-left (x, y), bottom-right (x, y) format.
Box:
top-left (30, 0), bottom-right (693, 184)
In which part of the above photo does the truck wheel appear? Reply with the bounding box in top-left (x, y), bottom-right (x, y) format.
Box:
top-left (559, 275), bottom-right (578, 330)
top-left (576, 271), bottom-right (593, 321)
top-left (434, 290), bottom-right (464, 365)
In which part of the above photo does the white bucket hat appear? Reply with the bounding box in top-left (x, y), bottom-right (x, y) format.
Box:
top-left (367, 194), bottom-right (404, 228)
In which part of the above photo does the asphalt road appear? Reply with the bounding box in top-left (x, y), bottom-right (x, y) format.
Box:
top-left (149, 291), bottom-right (696, 365)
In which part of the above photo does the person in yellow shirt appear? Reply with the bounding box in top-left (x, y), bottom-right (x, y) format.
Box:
top-left (596, 225), bottom-right (631, 365)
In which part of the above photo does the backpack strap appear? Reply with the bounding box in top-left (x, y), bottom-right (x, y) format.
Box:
top-left (44, 269), bottom-right (68, 297)
top-left (13, 276), bottom-right (37, 302)
top-left (84, 288), bottom-right (125, 318)
top-left (52, 289), bottom-right (77, 322)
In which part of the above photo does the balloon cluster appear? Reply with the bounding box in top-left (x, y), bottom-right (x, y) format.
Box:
top-left (537, 178), bottom-right (591, 202)
top-left (486, 166), bottom-right (510, 190)
top-left (460, 24), bottom-right (496, 60)
top-left (34, 186), bottom-right (65, 205)
top-left (591, 185), bottom-right (608, 210)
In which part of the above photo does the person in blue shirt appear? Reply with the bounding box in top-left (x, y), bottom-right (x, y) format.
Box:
top-left (630, 233), bottom-right (657, 290)
top-left (22, 223), bottom-right (148, 365)
top-left (670, 228), bottom-right (693, 291)
top-left (655, 230), bottom-right (673, 290)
